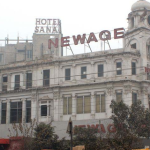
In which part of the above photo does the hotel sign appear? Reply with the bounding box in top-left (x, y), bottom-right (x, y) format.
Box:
top-left (35, 18), bottom-right (61, 34)
top-left (145, 67), bottom-right (150, 73)
top-left (48, 28), bottom-right (124, 49)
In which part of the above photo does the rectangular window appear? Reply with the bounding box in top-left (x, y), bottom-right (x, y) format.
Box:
top-left (116, 62), bottom-right (122, 75)
top-left (41, 105), bottom-right (47, 116)
top-left (96, 94), bottom-right (105, 113)
top-left (149, 95), bottom-right (150, 110)
top-left (65, 68), bottom-right (71, 81)
top-left (116, 92), bottom-right (122, 103)
top-left (132, 92), bottom-right (137, 104)
top-left (2, 76), bottom-right (8, 92)
top-left (26, 101), bottom-right (31, 123)
top-left (81, 67), bottom-right (87, 79)
top-left (132, 62), bottom-right (136, 75)
top-left (26, 73), bottom-right (32, 89)
top-left (10, 102), bottom-right (22, 123)
top-left (131, 43), bottom-right (136, 49)
top-left (1, 103), bottom-right (7, 124)
top-left (2, 85), bottom-right (7, 92)
top-left (63, 97), bottom-right (72, 115)
top-left (148, 73), bottom-right (150, 80)
top-left (3, 76), bottom-right (7, 82)
top-left (77, 95), bottom-right (91, 114)
top-left (148, 45), bottom-right (150, 55)
top-left (0, 54), bottom-right (3, 63)
top-left (43, 70), bottom-right (50, 87)
top-left (14, 75), bottom-right (20, 90)
top-left (98, 64), bottom-right (104, 77)
top-left (27, 50), bottom-right (32, 59)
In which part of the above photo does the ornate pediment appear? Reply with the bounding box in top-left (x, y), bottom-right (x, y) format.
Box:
top-left (39, 95), bottom-right (52, 100)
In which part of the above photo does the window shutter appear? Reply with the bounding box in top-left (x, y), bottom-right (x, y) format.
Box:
top-left (84, 96), bottom-right (91, 113)
top-left (101, 95), bottom-right (105, 112)
top-left (77, 97), bottom-right (83, 114)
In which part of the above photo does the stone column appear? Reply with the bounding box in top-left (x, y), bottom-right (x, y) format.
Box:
top-left (31, 94), bottom-right (37, 121)
top-left (54, 64), bottom-right (59, 85)
top-left (124, 83), bottom-right (132, 106)
top-left (23, 71), bottom-right (26, 88)
top-left (59, 97), bottom-right (63, 121)
top-left (72, 64), bottom-right (76, 82)
top-left (6, 99), bottom-right (10, 124)
top-left (90, 62), bottom-right (95, 80)
top-left (0, 75), bottom-right (2, 92)
top-left (135, 15), bottom-right (140, 28)
top-left (53, 90), bottom-right (59, 121)
top-left (128, 18), bottom-right (132, 30)
top-left (106, 85), bottom-right (114, 118)
top-left (72, 93), bottom-right (76, 120)
top-left (8, 74), bottom-right (12, 91)
top-left (59, 66), bottom-right (63, 84)
top-left (141, 86), bottom-right (149, 109)
top-left (0, 100), bottom-right (2, 124)
top-left (22, 99), bottom-right (26, 123)
top-left (91, 93), bottom-right (95, 115)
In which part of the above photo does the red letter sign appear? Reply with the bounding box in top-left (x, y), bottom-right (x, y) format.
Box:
top-left (87, 33), bottom-right (98, 43)
top-left (107, 124), bottom-right (116, 133)
top-left (73, 34), bottom-right (86, 45)
top-left (99, 30), bottom-right (111, 41)
top-left (48, 38), bottom-right (58, 49)
top-left (61, 36), bottom-right (70, 47)
top-left (114, 28), bottom-right (124, 39)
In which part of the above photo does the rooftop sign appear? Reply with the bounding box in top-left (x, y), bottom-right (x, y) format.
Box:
top-left (48, 28), bottom-right (124, 49)
top-left (35, 18), bottom-right (61, 34)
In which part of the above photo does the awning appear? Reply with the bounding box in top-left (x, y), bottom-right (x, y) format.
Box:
top-left (0, 139), bottom-right (10, 144)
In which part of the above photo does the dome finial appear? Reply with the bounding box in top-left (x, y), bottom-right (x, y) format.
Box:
top-left (131, 0), bottom-right (150, 11)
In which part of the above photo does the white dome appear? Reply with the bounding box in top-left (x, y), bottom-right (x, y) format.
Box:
top-left (131, 0), bottom-right (150, 11)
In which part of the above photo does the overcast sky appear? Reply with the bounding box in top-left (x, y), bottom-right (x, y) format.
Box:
top-left (0, 0), bottom-right (147, 54)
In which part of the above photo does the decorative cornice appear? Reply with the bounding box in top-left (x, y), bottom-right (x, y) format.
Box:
top-left (0, 79), bottom-right (150, 95)
top-left (0, 51), bottom-right (140, 72)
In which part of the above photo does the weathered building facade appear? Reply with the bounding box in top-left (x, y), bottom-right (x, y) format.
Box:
top-left (0, 0), bottom-right (150, 139)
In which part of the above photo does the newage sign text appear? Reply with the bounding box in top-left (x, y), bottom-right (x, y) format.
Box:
top-left (35, 18), bottom-right (61, 34)
top-left (48, 28), bottom-right (124, 49)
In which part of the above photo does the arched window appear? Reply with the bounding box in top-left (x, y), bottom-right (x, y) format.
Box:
top-left (131, 17), bottom-right (134, 28)
top-left (147, 38), bottom-right (150, 56)
top-left (130, 39), bottom-right (138, 50)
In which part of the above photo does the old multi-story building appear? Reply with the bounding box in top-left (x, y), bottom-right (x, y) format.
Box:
top-left (0, 0), bottom-right (150, 139)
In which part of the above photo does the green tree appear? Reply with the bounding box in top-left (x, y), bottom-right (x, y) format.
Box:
top-left (33, 122), bottom-right (58, 150)
top-left (33, 122), bottom-right (70, 150)
top-left (109, 100), bottom-right (144, 150)
top-left (73, 126), bottom-right (108, 150)
top-left (128, 101), bottom-right (150, 138)
top-left (8, 119), bottom-right (36, 150)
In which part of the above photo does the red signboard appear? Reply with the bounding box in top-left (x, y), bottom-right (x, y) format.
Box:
top-left (145, 67), bottom-right (150, 73)
top-left (74, 123), bottom-right (116, 133)
top-left (48, 28), bottom-right (125, 49)
top-left (0, 139), bottom-right (10, 144)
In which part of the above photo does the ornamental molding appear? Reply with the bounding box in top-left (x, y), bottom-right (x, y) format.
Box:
top-left (53, 91), bottom-right (60, 99)
top-left (124, 85), bottom-right (132, 94)
top-left (106, 87), bottom-right (114, 96)
top-left (0, 52), bottom-right (141, 72)
top-left (141, 86), bottom-right (148, 95)
top-left (39, 95), bottom-right (52, 101)
top-left (32, 94), bottom-right (36, 102)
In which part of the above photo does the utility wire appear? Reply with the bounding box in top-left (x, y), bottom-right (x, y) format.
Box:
top-left (0, 66), bottom-right (147, 85)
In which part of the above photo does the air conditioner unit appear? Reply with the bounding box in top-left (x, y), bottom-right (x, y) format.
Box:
top-left (125, 76), bottom-right (128, 79)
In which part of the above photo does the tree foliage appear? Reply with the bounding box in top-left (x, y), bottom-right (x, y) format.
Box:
top-left (73, 126), bottom-right (109, 150)
top-left (33, 122), bottom-right (70, 150)
top-left (8, 119), bottom-right (36, 150)
top-left (109, 100), bottom-right (148, 149)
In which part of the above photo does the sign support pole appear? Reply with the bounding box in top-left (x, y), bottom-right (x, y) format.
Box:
top-left (67, 117), bottom-right (73, 150)
top-left (70, 122), bottom-right (73, 150)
